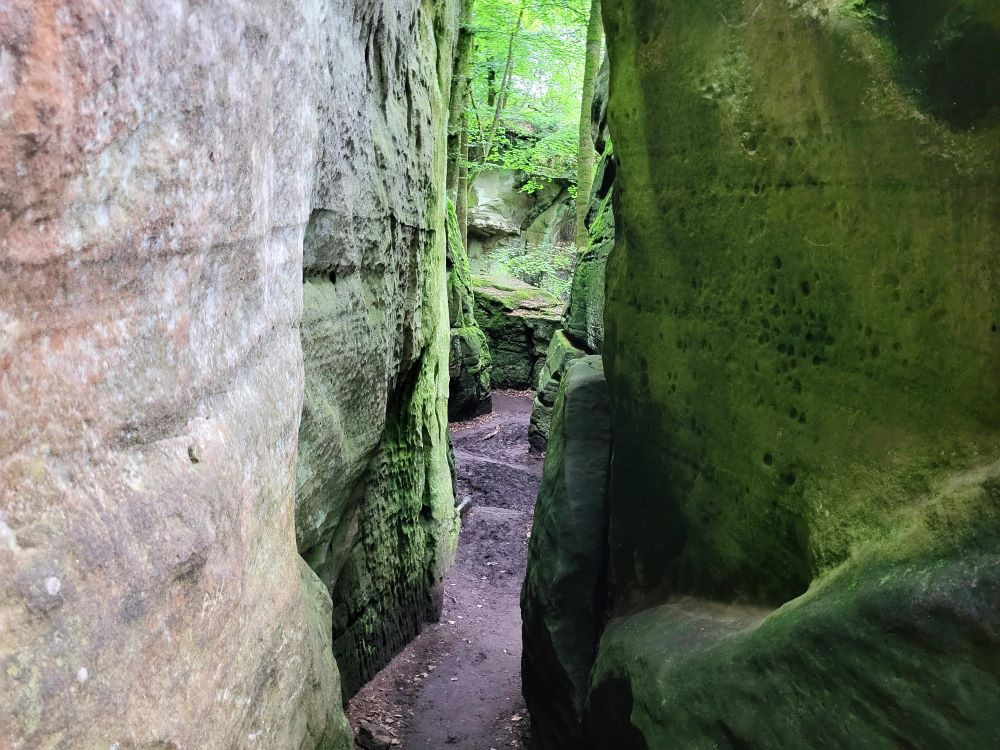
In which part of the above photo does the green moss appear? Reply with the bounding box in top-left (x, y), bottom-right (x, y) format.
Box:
top-left (474, 285), bottom-right (562, 389)
top-left (473, 276), bottom-right (517, 293)
top-left (474, 277), bottom-right (563, 310)
top-left (298, 561), bottom-right (353, 750)
top-left (588, 472), bottom-right (1000, 748)
top-left (529, 330), bottom-right (588, 450)
top-left (327, 68), bottom-right (458, 693)
top-left (449, 326), bottom-right (492, 420)
top-left (446, 198), bottom-right (477, 329)
top-left (446, 199), bottom-right (493, 419)
top-left (602, 0), bottom-right (999, 605)
top-left (838, 0), bottom-right (886, 21)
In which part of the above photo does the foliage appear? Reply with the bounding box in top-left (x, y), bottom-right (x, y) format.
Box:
top-left (493, 240), bottom-right (574, 299)
top-left (464, 0), bottom-right (589, 191)
top-left (839, 0), bottom-right (889, 22)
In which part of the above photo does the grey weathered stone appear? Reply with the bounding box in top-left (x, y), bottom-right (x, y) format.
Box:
top-left (294, 0), bottom-right (460, 696)
top-left (467, 169), bottom-right (574, 270)
top-left (0, 1), bottom-right (354, 746)
top-left (522, 356), bottom-right (612, 750)
top-left (0, 0), bottom-right (457, 743)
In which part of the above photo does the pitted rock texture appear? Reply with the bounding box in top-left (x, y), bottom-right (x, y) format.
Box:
top-left (0, 1), bottom-right (352, 746)
top-left (293, 0), bottom-right (460, 696)
top-left (576, 0), bottom-right (1000, 746)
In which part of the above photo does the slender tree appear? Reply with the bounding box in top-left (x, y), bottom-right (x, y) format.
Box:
top-left (447, 0), bottom-right (476, 197)
top-left (480, 0), bottom-right (528, 164)
top-left (574, 0), bottom-right (602, 248)
top-left (461, 0), bottom-right (589, 190)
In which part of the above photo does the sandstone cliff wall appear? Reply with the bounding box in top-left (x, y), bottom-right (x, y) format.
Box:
top-left (596, 0), bottom-right (999, 744)
top-left (524, 0), bottom-right (999, 746)
top-left (294, 0), bottom-right (459, 695)
top-left (1, 0), bottom-right (456, 744)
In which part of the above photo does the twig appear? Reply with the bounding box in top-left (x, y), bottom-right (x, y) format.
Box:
top-left (721, 1), bottom-right (763, 29)
top-left (804, 235), bottom-right (833, 247)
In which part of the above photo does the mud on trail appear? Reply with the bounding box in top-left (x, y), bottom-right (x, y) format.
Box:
top-left (346, 392), bottom-right (541, 749)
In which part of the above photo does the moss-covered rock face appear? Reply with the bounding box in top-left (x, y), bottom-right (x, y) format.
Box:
top-left (522, 357), bottom-right (612, 749)
top-left (296, 0), bottom-right (459, 697)
top-left (529, 71), bottom-right (616, 451)
top-left (581, 0), bottom-right (1000, 745)
top-left (867, 0), bottom-right (1000, 129)
top-left (529, 331), bottom-right (588, 452)
top-left (603, 0), bottom-right (999, 605)
top-left (447, 199), bottom-right (494, 420)
top-left (588, 474), bottom-right (1000, 748)
top-left (473, 277), bottom-right (563, 389)
top-left (562, 147), bottom-right (616, 354)
top-left (450, 326), bottom-right (493, 420)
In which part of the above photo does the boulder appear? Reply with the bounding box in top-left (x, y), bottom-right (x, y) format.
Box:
top-left (562, 147), bottom-right (616, 354)
top-left (473, 278), bottom-right (562, 389)
top-left (0, 0), bottom-right (459, 744)
top-left (528, 331), bottom-right (587, 452)
top-left (522, 357), bottom-right (612, 750)
top-left (446, 198), bottom-right (493, 420)
top-left (468, 203), bottom-right (522, 239)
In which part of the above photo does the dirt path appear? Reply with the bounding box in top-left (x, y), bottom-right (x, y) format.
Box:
top-left (346, 392), bottom-right (541, 749)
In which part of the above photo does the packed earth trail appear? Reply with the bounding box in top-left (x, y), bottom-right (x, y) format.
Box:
top-left (347, 393), bottom-right (541, 749)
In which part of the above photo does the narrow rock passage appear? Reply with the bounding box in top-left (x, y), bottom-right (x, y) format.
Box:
top-left (347, 392), bottom-right (540, 749)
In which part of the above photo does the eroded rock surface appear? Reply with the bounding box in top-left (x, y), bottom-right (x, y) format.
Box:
top-left (0, 1), bottom-right (353, 746)
top-left (293, 0), bottom-right (459, 697)
top-left (473, 277), bottom-right (563, 390)
top-left (525, 0), bottom-right (1000, 747)
top-left (522, 357), bottom-right (612, 749)
top-left (1, 0), bottom-right (458, 743)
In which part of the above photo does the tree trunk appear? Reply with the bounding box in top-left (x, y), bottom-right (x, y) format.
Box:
top-left (481, 0), bottom-right (526, 164)
top-left (487, 61), bottom-right (497, 107)
top-left (447, 0), bottom-right (475, 197)
top-left (457, 121), bottom-right (470, 253)
top-left (575, 0), bottom-right (603, 248)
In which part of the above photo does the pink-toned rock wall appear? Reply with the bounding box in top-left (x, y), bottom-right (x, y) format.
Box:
top-left (0, 1), bottom-right (353, 746)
